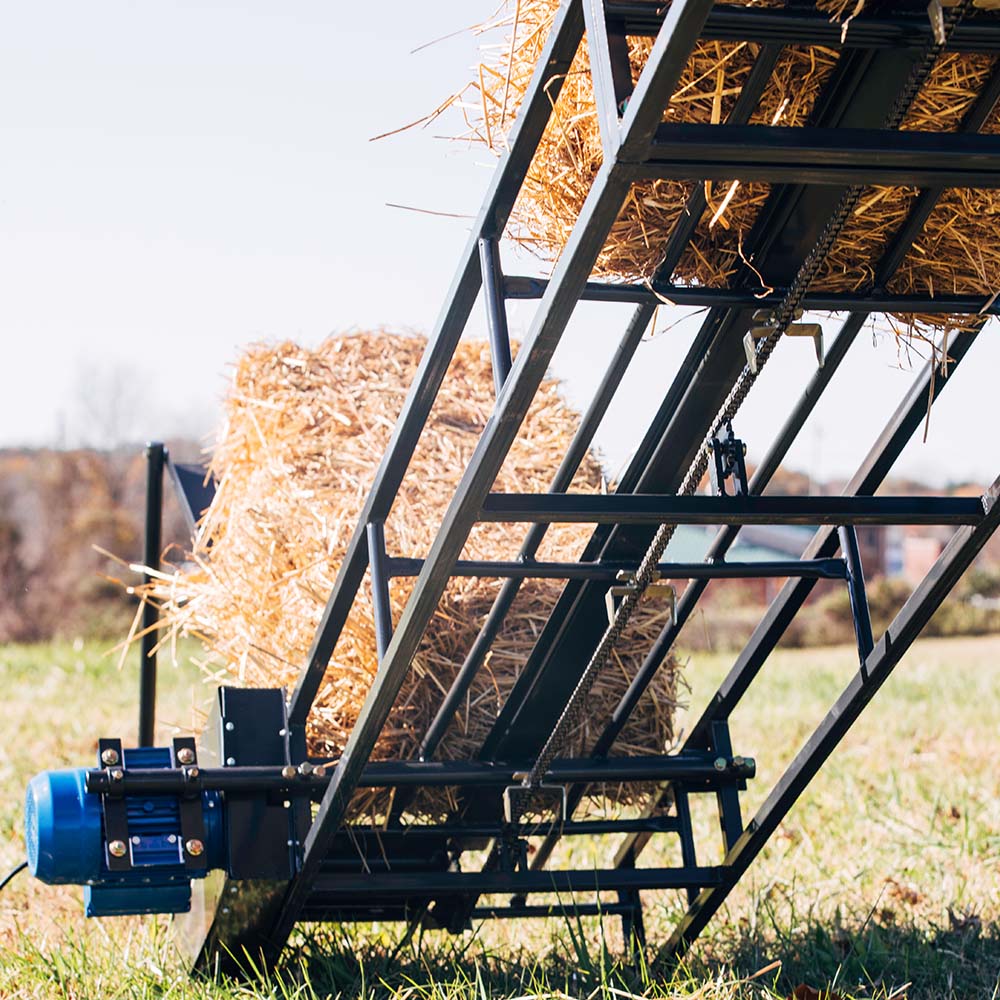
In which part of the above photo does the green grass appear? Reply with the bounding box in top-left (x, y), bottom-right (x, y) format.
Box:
top-left (1, 635), bottom-right (999, 998)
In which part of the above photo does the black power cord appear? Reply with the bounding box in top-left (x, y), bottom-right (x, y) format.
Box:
top-left (0, 861), bottom-right (27, 894)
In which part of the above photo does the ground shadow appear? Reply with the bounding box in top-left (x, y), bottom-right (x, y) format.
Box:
top-left (268, 911), bottom-right (1000, 999)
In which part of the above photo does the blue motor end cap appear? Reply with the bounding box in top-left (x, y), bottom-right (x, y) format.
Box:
top-left (25, 769), bottom-right (102, 885)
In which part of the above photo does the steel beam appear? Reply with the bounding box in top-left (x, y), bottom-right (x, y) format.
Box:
top-left (644, 124), bottom-right (1000, 187)
top-left (607, 2), bottom-right (1000, 51)
top-left (305, 866), bottom-right (724, 899)
top-left (504, 277), bottom-right (1000, 317)
top-left (480, 494), bottom-right (984, 526)
top-left (386, 557), bottom-right (849, 581)
top-left (138, 442), bottom-right (165, 747)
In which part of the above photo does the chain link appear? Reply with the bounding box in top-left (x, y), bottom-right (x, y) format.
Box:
top-left (514, 0), bottom-right (975, 811)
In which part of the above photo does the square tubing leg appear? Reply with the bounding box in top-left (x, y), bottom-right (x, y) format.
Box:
top-left (139, 441), bottom-right (165, 747)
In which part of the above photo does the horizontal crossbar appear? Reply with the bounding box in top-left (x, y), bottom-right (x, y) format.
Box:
top-left (643, 124), bottom-right (1000, 187)
top-left (85, 752), bottom-right (754, 795)
top-left (480, 494), bottom-right (985, 526)
top-left (343, 816), bottom-right (681, 839)
top-left (385, 556), bottom-right (849, 581)
top-left (306, 866), bottom-right (724, 898)
top-left (504, 276), bottom-right (1000, 317)
top-left (607, 2), bottom-right (1000, 51)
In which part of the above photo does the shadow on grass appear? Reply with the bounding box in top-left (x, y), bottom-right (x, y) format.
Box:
top-left (277, 912), bottom-right (1000, 1000)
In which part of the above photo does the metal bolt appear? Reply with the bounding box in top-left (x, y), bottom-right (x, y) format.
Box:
top-left (110, 768), bottom-right (124, 782)
top-left (167, 834), bottom-right (177, 844)
top-left (224, 721), bottom-right (235, 732)
top-left (185, 838), bottom-right (205, 857)
top-left (100, 748), bottom-right (120, 766)
top-left (297, 762), bottom-right (314, 777)
top-left (225, 757), bottom-right (236, 766)
top-left (176, 747), bottom-right (195, 765)
top-left (732, 755), bottom-right (745, 768)
top-left (131, 836), bottom-right (141, 845)
top-left (281, 765), bottom-right (297, 780)
top-left (108, 840), bottom-right (127, 858)
top-left (184, 766), bottom-right (200, 781)
top-left (312, 764), bottom-right (327, 779)
top-left (713, 757), bottom-right (728, 772)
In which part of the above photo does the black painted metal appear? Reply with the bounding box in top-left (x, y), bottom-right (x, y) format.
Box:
top-left (166, 459), bottom-right (215, 536)
top-left (607, 2), bottom-right (1000, 51)
top-left (139, 442), bottom-right (164, 747)
top-left (644, 123), bottom-right (1000, 187)
top-left (386, 556), bottom-right (849, 581)
top-left (838, 525), bottom-right (875, 661)
top-left (470, 44), bottom-right (925, 783)
top-left (479, 237), bottom-right (513, 396)
top-left (504, 277), bottom-right (1000, 317)
top-left (566, 64), bottom-right (1000, 793)
top-left (305, 865), bottom-right (724, 899)
top-left (87, 752), bottom-right (753, 795)
top-left (480, 493), bottom-right (983, 526)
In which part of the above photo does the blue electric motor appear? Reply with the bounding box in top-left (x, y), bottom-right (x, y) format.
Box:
top-left (25, 746), bottom-right (224, 917)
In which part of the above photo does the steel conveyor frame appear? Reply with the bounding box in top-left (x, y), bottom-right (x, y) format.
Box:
top-left (154, 0), bottom-right (1000, 973)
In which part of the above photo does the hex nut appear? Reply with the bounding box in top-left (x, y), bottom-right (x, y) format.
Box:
top-left (110, 768), bottom-right (124, 782)
top-left (281, 765), bottom-right (297, 780)
top-left (713, 757), bottom-right (728, 772)
top-left (176, 747), bottom-right (196, 765)
top-left (100, 748), bottom-right (120, 766)
top-left (185, 839), bottom-right (205, 857)
top-left (108, 840), bottom-right (128, 858)
top-left (312, 764), bottom-right (327, 779)
top-left (297, 762), bottom-right (314, 777)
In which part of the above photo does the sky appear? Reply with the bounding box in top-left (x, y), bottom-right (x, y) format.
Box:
top-left (2, 1), bottom-right (998, 487)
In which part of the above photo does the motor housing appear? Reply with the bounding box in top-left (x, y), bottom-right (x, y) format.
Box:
top-left (25, 746), bottom-right (223, 916)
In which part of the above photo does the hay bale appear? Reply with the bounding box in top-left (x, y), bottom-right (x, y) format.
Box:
top-left (145, 333), bottom-right (681, 818)
top-left (458, 1), bottom-right (1000, 341)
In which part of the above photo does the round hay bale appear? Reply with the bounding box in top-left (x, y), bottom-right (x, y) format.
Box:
top-left (145, 332), bottom-right (682, 819)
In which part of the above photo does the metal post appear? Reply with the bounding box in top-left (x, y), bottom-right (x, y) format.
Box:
top-left (478, 237), bottom-right (513, 396)
top-left (367, 522), bottom-right (393, 662)
top-left (138, 442), bottom-right (165, 747)
top-left (837, 524), bottom-right (875, 661)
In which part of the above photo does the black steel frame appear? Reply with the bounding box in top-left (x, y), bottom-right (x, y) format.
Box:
top-left (153, 0), bottom-right (1000, 973)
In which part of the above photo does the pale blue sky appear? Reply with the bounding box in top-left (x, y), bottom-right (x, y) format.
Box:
top-left (2, 1), bottom-right (998, 487)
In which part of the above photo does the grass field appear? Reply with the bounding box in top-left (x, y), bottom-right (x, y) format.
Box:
top-left (1, 634), bottom-right (998, 999)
